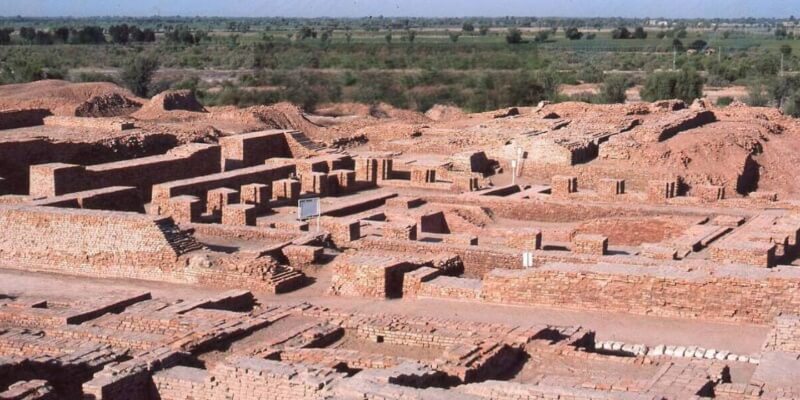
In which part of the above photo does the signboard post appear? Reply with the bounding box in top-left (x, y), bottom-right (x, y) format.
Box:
top-left (511, 159), bottom-right (518, 185)
top-left (298, 197), bottom-right (321, 232)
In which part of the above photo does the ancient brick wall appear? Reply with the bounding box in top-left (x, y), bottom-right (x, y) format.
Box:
top-left (0, 205), bottom-right (186, 271)
top-left (763, 315), bottom-right (800, 352)
top-left (153, 358), bottom-right (338, 400)
top-left (0, 135), bottom-right (178, 195)
top-left (29, 143), bottom-right (221, 200)
top-left (421, 192), bottom-right (710, 223)
top-left (355, 237), bottom-right (519, 279)
top-left (219, 130), bottom-right (293, 170)
top-left (152, 164), bottom-right (295, 212)
top-left (0, 109), bottom-right (51, 130)
top-left (43, 116), bottom-right (134, 131)
top-left (29, 186), bottom-right (144, 212)
top-left (481, 263), bottom-right (800, 323)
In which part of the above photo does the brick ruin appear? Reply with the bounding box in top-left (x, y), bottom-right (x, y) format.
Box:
top-left (1, 90), bottom-right (800, 399)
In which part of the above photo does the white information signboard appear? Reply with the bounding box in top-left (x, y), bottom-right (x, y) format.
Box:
top-left (298, 197), bottom-right (321, 231)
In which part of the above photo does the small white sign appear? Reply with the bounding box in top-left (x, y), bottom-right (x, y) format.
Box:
top-left (297, 198), bottom-right (320, 220)
top-left (522, 252), bottom-right (534, 268)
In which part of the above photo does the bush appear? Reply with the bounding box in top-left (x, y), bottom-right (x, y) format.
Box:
top-left (576, 64), bottom-right (604, 83)
top-left (716, 96), bottom-right (734, 106)
top-left (506, 28), bottom-right (523, 44)
top-left (565, 27), bottom-right (583, 40)
top-left (612, 27), bottom-right (631, 39)
top-left (745, 81), bottom-right (770, 106)
top-left (120, 55), bottom-right (160, 97)
top-left (641, 68), bottom-right (703, 103)
top-left (599, 74), bottom-right (628, 103)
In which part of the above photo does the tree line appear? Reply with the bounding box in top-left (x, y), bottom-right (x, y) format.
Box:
top-left (0, 24), bottom-right (156, 45)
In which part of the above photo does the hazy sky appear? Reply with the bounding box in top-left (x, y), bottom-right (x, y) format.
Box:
top-left (2, 0), bottom-right (797, 18)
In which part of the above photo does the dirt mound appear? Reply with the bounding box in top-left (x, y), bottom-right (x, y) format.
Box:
top-left (0, 80), bottom-right (144, 116)
top-left (75, 93), bottom-right (142, 117)
top-left (210, 102), bottom-right (324, 136)
top-left (425, 104), bottom-right (465, 121)
top-left (133, 90), bottom-right (206, 120)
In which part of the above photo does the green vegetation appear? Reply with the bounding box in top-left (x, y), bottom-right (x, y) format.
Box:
top-left (641, 68), bottom-right (704, 103)
top-left (0, 16), bottom-right (797, 115)
top-left (120, 55), bottom-right (160, 97)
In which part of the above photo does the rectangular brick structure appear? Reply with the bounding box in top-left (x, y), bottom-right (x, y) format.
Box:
top-left (573, 234), bottom-right (608, 255)
top-left (206, 187), bottom-right (239, 216)
top-left (551, 175), bottom-right (577, 198)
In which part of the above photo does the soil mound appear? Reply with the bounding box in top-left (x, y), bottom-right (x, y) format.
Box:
top-left (0, 80), bottom-right (143, 116)
top-left (133, 90), bottom-right (206, 119)
top-left (75, 93), bottom-right (142, 117)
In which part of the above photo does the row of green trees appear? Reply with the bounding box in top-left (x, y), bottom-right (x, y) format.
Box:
top-left (0, 25), bottom-right (156, 45)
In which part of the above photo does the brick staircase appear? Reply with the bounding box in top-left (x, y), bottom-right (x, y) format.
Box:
top-left (156, 220), bottom-right (204, 255)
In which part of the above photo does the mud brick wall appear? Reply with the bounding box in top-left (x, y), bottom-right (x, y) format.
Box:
top-left (222, 204), bottom-right (256, 226)
top-left (300, 172), bottom-right (328, 196)
top-left (0, 135), bottom-right (179, 195)
top-left (29, 186), bottom-right (144, 212)
top-left (219, 130), bottom-right (292, 170)
top-left (206, 187), bottom-right (239, 215)
top-left (184, 223), bottom-right (300, 244)
top-left (481, 263), bottom-right (800, 323)
top-left (708, 241), bottom-right (776, 268)
top-left (410, 168), bottom-right (436, 183)
top-left (451, 175), bottom-right (480, 192)
top-left (154, 358), bottom-right (339, 400)
top-left (572, 234), bottom-right (608, 255)
top-left (240, 183), bottom-right (270, 212)
top-left (383, 221), bottom-right (418, 240)
top-left (763, 315), bottom-right (800, 352)
top-left (166, 196), bottom-right (202, 224)
top-left (356, 237), bottom-right (519, 279)
top-left (271, 178), bottom-right (300, 200)
top-left (0, 379), bottom-right (55, 400)
top-left (281, 245), bottom-right (322, 267)
top-left (491, 228), bottom-right (542, 250)
top-left (327, 169), bottom-right (356, 195)
top-left (416, 276), bottom-right (482, 300)
top-left (152, 164), bottom-right (295, 212)
top-left (597, 178), bottom-right (625, 199)
top-left (420, 193), bottom-right (711, 223)
top-left (43, 116), bottom-right (133, 131)
top-left (354, 158), bottom-right (392, 182)
top-left (402, 266), bottom-right (441, 297)
top-left (695, 184), bottom-right (725, 202)
top-left (647, 179), bottom-right (677, 202)
top-left (0, 109), bottom-right (50, 130)
top-left (551, 175), bottom-right (577, 198)
top-left (29, 143), bottom-right (221, 200)
top-left (329, 256), bottom-right (418, 298)
top-left (526, 137), bottom-right (578, 165)
top-left (0, 205), bottom-right (186, 272)
top-left (320, 217), bottom-right (360, 247)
